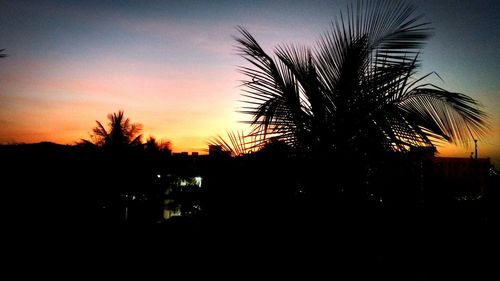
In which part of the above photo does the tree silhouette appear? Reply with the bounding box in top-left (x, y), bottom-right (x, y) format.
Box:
top-left (83, 110), bottom-right (143, 149)
top-left (144, 136), bottom-right (171, 154)
top-left (0, 49), bottom-right (6, 58)
top-left (208, 130), bottom-right (261, 156)
top-left (234, 0), bottom-right (489, 201)
top-left (235, 0), bottom-right (488, 161)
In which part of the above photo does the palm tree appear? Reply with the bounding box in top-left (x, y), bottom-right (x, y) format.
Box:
top-left (208, 130), bottom-right (261, 156)
top-left (0, 49), bottom-right (6, 58)
top-left (235, 1), bottom-right (488, 158)
top-left (144, 136), bottom-right (171, 154)
top-left (235, 0), bottom-right (488, 195)
top-left (84, 110), bottom-right (143, 149)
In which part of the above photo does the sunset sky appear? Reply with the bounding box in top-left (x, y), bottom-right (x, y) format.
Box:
top-left (1, 0), bottom-right (499, 166)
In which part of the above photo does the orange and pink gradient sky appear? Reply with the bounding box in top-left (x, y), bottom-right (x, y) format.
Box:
top-left (1, 0), bottom-right (499, 166)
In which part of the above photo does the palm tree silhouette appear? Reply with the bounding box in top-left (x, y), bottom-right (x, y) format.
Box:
top-left (0, 49), bottom-right (6, 58)
top-left (208, 130), bottom-right (261, 156)
top-left (235, 0), bottom-right (488, 161)
top-left (84, 110), bottom-right (143, 148)
top-left (144, 136), bottom-right (171, 154)
top-left (234, 0), bottom-right (489, 200)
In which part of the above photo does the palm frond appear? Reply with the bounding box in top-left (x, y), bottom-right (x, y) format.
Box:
top-left (235, 26), bottom-right (311, 150)
top-left (234, 0), bottom-right (489, 160)
top-left (398, 87), bottom-right (489, 145)
top-left (208, 130), bottom-right (263, 156)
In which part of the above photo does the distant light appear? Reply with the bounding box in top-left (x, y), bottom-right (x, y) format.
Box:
top-left (157, 174), bottom-right (161, 179)
top-left (194, 176), bottom-right (202, 187)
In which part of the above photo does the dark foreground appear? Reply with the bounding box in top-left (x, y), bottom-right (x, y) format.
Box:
top-left (2, 143), bottom-right (499, 279)
top-left (4, 204), bottom-right (498, 280)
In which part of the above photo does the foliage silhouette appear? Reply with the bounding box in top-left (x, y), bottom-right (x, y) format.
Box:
top-left (235, 0), bottom-right (488, 159)
top-left (0, 49), bottom-right (6, 58)
top-left (234, 0), bottom-right (489, 202)
top-left (208, 130), bottom-right (261, 156)
top-left (144, 136), bottom-right (171, 154)
top-left (81, 110), bottom-right (143, 149)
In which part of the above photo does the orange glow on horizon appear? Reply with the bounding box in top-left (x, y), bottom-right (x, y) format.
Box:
top-left (1, 58), bottom-right (498, 162)
top-left (1, 60), bottom-right (498, 165)
top-left (0, 1), bottom-right (498, 168)
top-left (0, 64), bottom-right (246, 154)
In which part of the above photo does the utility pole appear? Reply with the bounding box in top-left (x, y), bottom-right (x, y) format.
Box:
top-left (474, 139), bottom-right (478, 160)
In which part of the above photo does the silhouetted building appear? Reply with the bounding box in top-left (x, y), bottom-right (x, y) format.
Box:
top-left (208, 145), bottom-right (230, 157)
top-left (385, 147), bottom-right (491, 205)
top-left (432, 157), bottom-right (491, 199)
top-left (410, 146), bottom-right (436, 157)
